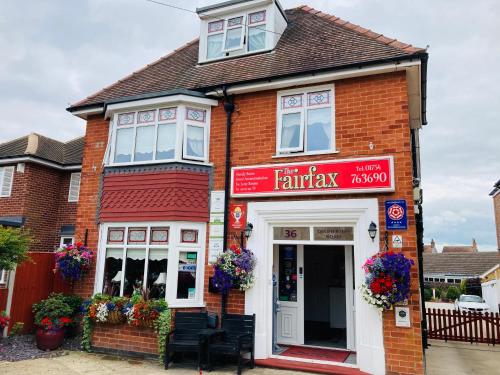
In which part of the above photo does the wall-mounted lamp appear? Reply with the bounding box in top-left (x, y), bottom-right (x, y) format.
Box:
top-left (368, 222), bottom-right (377, 242)
top-left (240, 223), bottom-right (254, 248)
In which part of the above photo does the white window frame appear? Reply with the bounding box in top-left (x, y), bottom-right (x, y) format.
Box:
top-left (276, 84), bottom-right (336, 156)
top-left (60, 236), bottom-right (75, 247)
top-left (68, 172), bottom-right (81, 202)
top-left (0, 166), bottom-right (14, 198)
top-left (109, 105), bottom-right (211, 167)
top-left (207, 19), bottom-right (225, 60)
top-left (246, 10), bottom-right (267, 53)
top-left (0, 270), bottom-right (7, 285)
top-left (223, 14), bottom-right (246, 52)
top-left (95, 221), bottom-right (206, 308)
top-left (183, 108), bottom-right (209, 162)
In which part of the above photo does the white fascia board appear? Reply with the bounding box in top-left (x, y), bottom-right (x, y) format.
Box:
top-left (198, 0), bottom-right (271, 18)
top-left (0, 157), bottom-right (81, 171)
top-left (104, 95), bottom-right (219, 119)
top-left (71, 106), bottom-right (105, 119)
top-left (207, 60), bottom-right (422, 96)
top-left (480, 264), bottom-right (500, 279)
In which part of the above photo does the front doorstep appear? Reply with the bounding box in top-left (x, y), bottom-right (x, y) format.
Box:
top-left (256, 358), bottom-right (369, 375)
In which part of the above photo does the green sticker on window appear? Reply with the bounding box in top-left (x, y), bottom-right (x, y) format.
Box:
top-left (187, 252), bottom-right (197, 260)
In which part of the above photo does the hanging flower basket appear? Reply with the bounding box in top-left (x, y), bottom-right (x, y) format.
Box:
top-left (212, 245), bottom-right (256, 295)
top-left (361, 251), bottom-right (414, 311)
top-left (54, 242), bottom-right (94, 282)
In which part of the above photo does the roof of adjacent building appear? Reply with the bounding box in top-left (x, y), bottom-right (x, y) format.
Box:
top-left (0, 133), bottom-right (84, 166)
top-left (423, 252), bottom-right (500, 277)
top-left (69, 5), bottom-right (426, 111)
top-left (490, 179), bottom-right (500, 196)
top-left (442, 246), bottom-right (476, 254)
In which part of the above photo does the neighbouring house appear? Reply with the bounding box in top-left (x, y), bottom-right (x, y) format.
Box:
top-left (66, 1), bottom-right (428, 374)
top-left (441, 238), bottom-right (478, 253)
top-left (423, 252), bottom-right (499, 288)
top-left (424, 239), bottom-right (438, 253)
top-left (481, 264), bottom-right (500, 313)
top-left (0, 133), bottom-right (83, 334)
top-left (491, 179), bottom-right (500, 250)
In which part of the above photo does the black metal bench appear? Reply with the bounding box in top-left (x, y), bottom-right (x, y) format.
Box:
top-left (165, 311), bottom-right (208, 370)
top-left (207, 314), bottom-right (255, 374)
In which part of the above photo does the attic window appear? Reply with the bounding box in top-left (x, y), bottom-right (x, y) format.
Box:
top-left (205, 10), bottom-right (267, 60)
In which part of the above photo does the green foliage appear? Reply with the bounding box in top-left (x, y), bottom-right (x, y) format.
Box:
top-left (0, 226), bottom-right (32, 270)
top-left (32, 294), bottom-right (74, 325)
top-left (459, 279), bottom-right (467, 294)
top-left (424, 288), bottom-right (432, 302)
top-left (154, 308), bottom-right (171, 364)
top-left (446, 286), bottom-right (461, 301)
top-left (434, 288), bottom-right (442, 299)
top-left (9, 322), bottom-right (24, 336)
top-left (81, 315), bottom-right (92, 352)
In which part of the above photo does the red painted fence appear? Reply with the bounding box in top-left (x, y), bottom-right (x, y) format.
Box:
top-left (8, 252), bottom-right (71, 333)
top-left (426, 308), bottom-right (500, 345)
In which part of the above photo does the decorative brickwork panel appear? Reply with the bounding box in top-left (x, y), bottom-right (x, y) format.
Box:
top-left (100, 170), bottom-right (209, 222)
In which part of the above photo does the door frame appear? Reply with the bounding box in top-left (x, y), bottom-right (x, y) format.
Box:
top-left (245, 198), bottom-right (385, 375)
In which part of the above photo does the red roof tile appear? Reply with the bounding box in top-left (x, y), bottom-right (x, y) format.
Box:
top-left (70, 6), bottom-right (425, 110)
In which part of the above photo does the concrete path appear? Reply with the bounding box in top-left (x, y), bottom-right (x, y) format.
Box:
top-left (426, 339), bottom-right (500, 375)
top-left (0, 351), bottom-right (303, 375)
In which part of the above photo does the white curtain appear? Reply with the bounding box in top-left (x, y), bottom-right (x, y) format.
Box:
top-left (149, 249), bottom-right (168, 261)
top-left (281, 113), bottom-right (300, 149)
top-left (187, 125), bottom-right (204, 157)
top-left (106, 248), bottom-right (123, 259)
top-left (248, 25), bottom-right (266, 51)
top-left (207, 34), bottom-right (223, 59)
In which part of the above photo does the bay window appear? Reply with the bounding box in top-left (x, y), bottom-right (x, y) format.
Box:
top-left (277, 85), bottom-right (335, 155)
top-left (97, 222), bottom-right (206, 307)
top-left (110, 104), bottom-right (210, 165)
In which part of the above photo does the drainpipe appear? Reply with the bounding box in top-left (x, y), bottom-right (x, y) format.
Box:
top-left (221, 86), bottom-right (235, 317)
top-left (411, 128), bottom-right (428, 350)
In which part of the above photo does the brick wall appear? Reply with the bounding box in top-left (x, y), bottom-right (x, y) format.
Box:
top-left (494, 194), bottom-right (500, 250)
top-left (76, 71), bottom-right (423, 374)
top-left (0, 162), bottom-right (77, 252)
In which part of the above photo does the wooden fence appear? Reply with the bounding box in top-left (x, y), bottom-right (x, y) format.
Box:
top-left (426, 308), bottom-right (500, 345)
top-left (8, 252), bottom-right (71, 333)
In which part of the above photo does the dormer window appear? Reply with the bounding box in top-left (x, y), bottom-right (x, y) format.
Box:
top-left (197, 0), bottom-right (287, 64)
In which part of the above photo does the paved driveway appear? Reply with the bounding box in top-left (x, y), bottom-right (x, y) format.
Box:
top-left (0, 351), bottom-right (302, 375)
top-left (426, 339), bottom-right (500, 375)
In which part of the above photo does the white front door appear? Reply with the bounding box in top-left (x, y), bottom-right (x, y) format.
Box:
top-left (274, 244), bottom-right (304, 345)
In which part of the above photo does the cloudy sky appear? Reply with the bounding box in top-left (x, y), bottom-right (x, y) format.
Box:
top-left (1, 0), bottom-right (499, 250)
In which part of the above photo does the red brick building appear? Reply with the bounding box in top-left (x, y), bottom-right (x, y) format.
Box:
top-left (0, 133), bottom-right (83, 324)
top-left (67, 2), bottom-right (428, 374)
top-left (491, 180), bottom-right (500, 250)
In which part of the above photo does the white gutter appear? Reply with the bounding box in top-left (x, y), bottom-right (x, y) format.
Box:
top-left (206, 60), bottom-right (422, 96)
top-left (0, 157), bottom-right (81, 171)
top-left (71, 106), bottom-right (105, 120)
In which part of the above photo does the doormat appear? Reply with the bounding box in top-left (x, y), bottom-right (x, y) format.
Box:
top-left (280, 346), bottom-right (351, 363)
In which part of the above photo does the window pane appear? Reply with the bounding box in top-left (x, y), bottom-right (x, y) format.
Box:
top-left (156, 124), bottom-right (176, 160)
top-left (134, 125), bottom-right (155, 161)
top-left (114, 128), bottom-right (134, 163)
top-left (61, 237), bottom-right (73, 246)
top-left (307, 107), bottom-right (331, 151)
top-left (280, 113), bottom-right (301, 149)
top-left (124, 248), bottom-right (146, 297)
top-left (177, 252), bottom-right (197, 299)
top-left (207, 33), bottom-right (224, 59)
top-left (249, 11), bottom-right (266, 24)
top-left (147, 249), bottom-right (168, 300)
top-left (225, 27), bottom-right (242, 49)
top-left (248, 25), bottom-right (266, 51)
top-left (128, 227), bottom-right (147, 244)
top-left (208, 20), bottom-right (224, 33)
top-left (185, 125), bottom-right (205, 158)
top-left (102, 248), bottom-right (123, 297)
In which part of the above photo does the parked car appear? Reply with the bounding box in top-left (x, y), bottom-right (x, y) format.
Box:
top-left (454, 294), bottom-right (490, 313)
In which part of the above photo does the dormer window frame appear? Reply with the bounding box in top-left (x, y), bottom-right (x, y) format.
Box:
top-left (223, 14), bottom-right (247, 53)
top-left (246, 10), bottom-right (267, 53)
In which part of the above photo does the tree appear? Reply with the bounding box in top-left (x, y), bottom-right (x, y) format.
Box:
top-left (0, 226), bottom-right (32, 270)
top-left (446, 286), bottom-right (461, 301)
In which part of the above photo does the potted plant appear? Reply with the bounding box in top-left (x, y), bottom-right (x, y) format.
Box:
top-left (211, 245), bottom-right (256, 295)
top-left (32, 294), bottom-right (74, 350)
top-left (0, 310), bottom-right (10, 338)
top-left (360, 251), bottom-right (414, 311)
top-left (85, 294), bottom-right (127, 324)
top-left (54, 242), bottom-right (94, 282)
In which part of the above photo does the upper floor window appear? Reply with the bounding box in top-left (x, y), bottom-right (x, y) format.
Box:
top-left (0, 269), bottom-right (7, 285)
top-left (68, 172), bottom-right (81, 202)
top-left (110, 105), bottom-right (210, 166)
top-left (276, 85), bottom-right (335, 156)
top-left (206, 10), bottom-right (267, 60)
top-left (0, 166), bottom-right (14, 197)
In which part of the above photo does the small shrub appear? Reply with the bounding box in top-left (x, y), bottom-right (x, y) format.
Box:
top-left (424, 288), bottom-right (432, 302)
top-left (446, 286), bottom-right (460, 301)
top-left (434, 288), bottom-right (442, 299)
top-left (32, 294), bottom-right (73, 326)
top-left (9, 322), bottom-right (24, 336)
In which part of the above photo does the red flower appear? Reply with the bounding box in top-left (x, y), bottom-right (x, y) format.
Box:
top-left (76, 242), bottom-right (83, 248)
top-left (60, 317), bottom-right (72, 325)
top-left (230, 244), bottom-right (238, 252)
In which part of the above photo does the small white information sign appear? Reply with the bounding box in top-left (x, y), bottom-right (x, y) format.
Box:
top-left (210, 191), bottom-right (225, 213)
top-left (208, 238), bottom-right (224, 263)
top-left (392, 235), bottom-right (403, 249)
top-left (395, 307), bottom-right (411, 328)
top-left (209, 191), bottom-right (226, 263)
